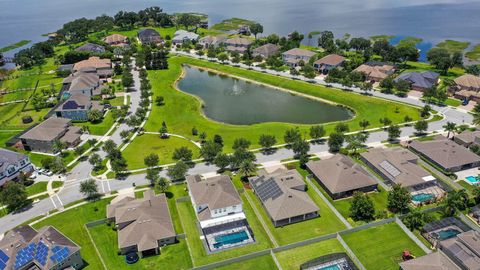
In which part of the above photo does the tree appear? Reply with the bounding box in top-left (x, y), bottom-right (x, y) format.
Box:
top-left (238, 159), bottom-right (256, 178)
top-left (420, 105), bottom-right (431, 118)
top-left (80, 179), bottom-right (99, 200)
top-left (217, 52), bottom-right (228, 63)
top-left (380, 76), bottom-right (395, 93)
top-left (443, 122), bottom-right (457, 138)
top-left (309, 125), bottom-right (326, 141)
top-left (191, 127), bottom-right (198, 136)
top-left (292, 139), bottom-right (310, 158)
top-left (359, 119), bottom-right (370, 132)
top-left (102, 140), bottom-right (117, 156)
top-left (284, 128), bottom-right (302, 145)
top-left (146, 168), bottom-right (159, 186)
top-left (250, 23), bottom-right (264, 39)
top-left (52, 140), bottom-right (67, 154)
top-left (88, 109), bottom-right (103, 123)
top-left (443, 190), bottom-right (469, 215)
top-left (318, 31), bottom-right (336, 53)
top-left (472, 185), bottom-right (480, 204)
top-left (379, 117), bottom-right (392, 127)
top-left (155, 96), bottom-right (165, 106)
top-left (427, 48), bottom-right (453, 75)
top-left (0, 182), bottom-right (29, 212)
top-left (50, 157), bottom-right (66, 174)
top-left (232, 138), bottom-right (251, 151)
top-left (387, 184), bottom-right (411, 213)
top-left (172, 146), bottom-right (193, 162)
top-left (395, 80), bottom-right (411, 96)
top-left (159, 126), bottom-right (168, 138)
top-left (214, 153), bottom-right (230, 172)
top-left (345, 134), bottom-right (364, 154)
top-left (230, 148), bottom-right (256, 169)
top-left (156, 177), bottom-right (169, 193)
top-left (349, 192), bottom-right (375, 222)
top-left (213, 134), bottom-right (224, 146)
top-left (199, 131), bottom-right (207, 142)
top-left (200, 140), bottom-right (223, 161)
top-left (328, 133), bottom-right (344, 152)
top-left (144, 153), bottom-right (160, 168)
top-left (404, 115), bottom-right (413, 123)
top-left (387, 125), bottom-right (401, 142)
top-left (120, 130), bottom-right (130, 142)
top-left (403, 209), bottom-right (428, 231)
top-left (167, 160), bottom-right (188, 181)
top-left (414, 120), bottom-right (428, 135)
top-left (177, 13), bottom-right (201, 31)
top-left (258, 134), bottom-right (277, 150)
top-left (88, 153), bottom-right (102, 170)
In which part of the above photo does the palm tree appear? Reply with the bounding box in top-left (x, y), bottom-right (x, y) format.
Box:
top-left (473, 113), bottom-right (480, 126)
top-left (443, 121), bottom-right (457, 138)
top-left (346, 135), bottom-right (363, 155)
top-left (238, 160), bottom-right (256, 178)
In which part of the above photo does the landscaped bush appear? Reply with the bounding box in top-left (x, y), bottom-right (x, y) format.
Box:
top-left (21, 116), bottom-right (33, 123)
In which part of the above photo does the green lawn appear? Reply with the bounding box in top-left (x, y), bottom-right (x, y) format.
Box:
top-left (397, 37), bottom-right (423, 47)
top-left (435, 40), bottom-right (470, 54)
top-left (457, 180), bottom-right (476, 195)
top-left (107, 96), bottom-right (125, 107)
top-left (143, 56), bottom-right (421, 150)
top-left (466, 44), bottom-right (480, 61)
top-left (342, 222), bottom-right (426, 270)
top-left (176, 194), bottom-right (272, 266)
top-left (26, 181), bottom-right (63, 197)
top-left (75, 112), bottom-right (115, 136)
top-left (1, 107), bottom-right (50, 130)
top-left (212, 18), bottom-right (256, 31)
top-left (445, 98), bottom-right (462, 107)
top-left (0, 130), bottom-right (19, 146)
top-left (214, 254), bottom-right (278, 270)
top-left (275, 238), bottom-right (345, 270)
top-left (123, 134), bottom-right (201, 169)
top-left (0, 40), bottom-right (31, 53)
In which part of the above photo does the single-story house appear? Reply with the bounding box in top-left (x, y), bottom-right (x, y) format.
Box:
top-left (172, 30), bottom-right (199, 45)
top-left (306, 155), bottom-right (378, 200)
top-left (440, 230), bottom-right (480, 270)
top-left (252, 43), bottom-right (280, 59)
top-left (0, 148), bottom-right (34, 186)
top-left (353, 61), bottom-right (396, 82)
top-left (453, 130), bottom-right (480, 148)
top-left (75, 43), bottom-right (105, 53)
top-left (399, 251), bottom-right (461, 270)
top-left (199, 35), bottom-right (227, 49)
top-left (282, 48), bottom-right (316, 68)
top-left (103, 34), bottom-right (129, 46)
top-left (395, 71), bottom-right (440, 92)
top-left (0, 225), bottom-right (83, 270)
top-left (454, 74), bottom-right (480, 92)
top-left (107, 190), bottom-right (176, 257)
top-left (72, 56), bottom-right (112, 78)
top-left (313, 54), bottom-right (345, 74)
top-left (409, 137), bottom-right (480, 172)
top-left (249, 168), bottom-right (319, 227)
top-left (19, 117), bottom-right (82, 153)
top-left (138, 29), bottom-right (163, 45)
top-left (55, 93), bottom-right (104, 121)
top-left (224, 37), bottom-right (253, 54)
top-left (454, 89), bottom-right (480, 103)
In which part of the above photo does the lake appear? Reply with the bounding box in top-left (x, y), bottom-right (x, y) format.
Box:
top-left (1, 0), bottom-right (479, 57)
top-left (177, 66), bottom-right (353, 125)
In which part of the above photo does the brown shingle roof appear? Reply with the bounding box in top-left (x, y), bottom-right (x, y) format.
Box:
top-left (454, 74), bottom-right (480, 90)
top-left (399, 251), bottom-right (461, 270)
top-left (63, 72), bottom-right (99, 93)
top-left (306, 155), bottom-right (377, 194)
top-left (73, 57), bottom-right (111, 71)
top-left (252, 43), bottom-right (280, 57)
top-left (103, 34), bottom-right (128, 45)
top-left (225, 37), bottom-right (253, 47)
top-left (314, 54), bottom-right (345, 66)
top-left (20, 117), bottom-right (71, 141)
top-left (282, 48), bottom-right (316, 58)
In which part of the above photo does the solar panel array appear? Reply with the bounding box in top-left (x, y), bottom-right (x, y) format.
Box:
top-left (50, 246), bottom-right (70, 264)
top-left (35, 242), bottom-right (49, 266)
top-left (252, 177), bottom-right (284, 202)
top-left (379, 160), bottom-right (401, 178)
top-left (0, 250), bottom-right (9, 270)
top-left (14, 242), bottom-right (36, 270)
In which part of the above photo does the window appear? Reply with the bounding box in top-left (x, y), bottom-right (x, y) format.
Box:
top-left (20, 160), bottom-right (25, 166)
top-left (7, 167), bottom-right (15, 175)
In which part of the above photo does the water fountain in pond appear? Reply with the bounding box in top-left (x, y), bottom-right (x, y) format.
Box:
top-left (227, 80), bottom-right (245, 96)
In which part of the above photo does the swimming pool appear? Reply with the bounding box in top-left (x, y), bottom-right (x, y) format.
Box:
top-left (412, 193), bottom-right (435, 203)
top-left (435, 229), bottom-right (461, 240)
top-left (213, 230), bottom-right (249, 249)
top-left (318, 265), bottom-right (341, 270)
top-left (465, 176), bottom-right (480, 184)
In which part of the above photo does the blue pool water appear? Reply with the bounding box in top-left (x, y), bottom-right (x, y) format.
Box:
top-left (437, 229), bottom-right (461, 240)
top-left (466, 176), bottom-right (480, 184)
top-left (213, 230), bottom-right (249, 249)
top-left (318, 265), bottom-right (341, 270)
top-left (412, 193), bottom-right (435, 203)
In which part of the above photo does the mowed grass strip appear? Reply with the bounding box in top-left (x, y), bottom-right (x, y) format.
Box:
top-left (275, 238), bottom-right (345, 270)
top-left (123, 134), bottom-right (201, 169)
top-left (144, 56), bottom-right (421, 150)
top-left (74, 112), bottom-right (115, 136)
top-left (176, 194), bottom-right (272, 266)
top-left (342, 222), bottom-right (426, 270)
top-left (213, 254), bottom-right (278, 270)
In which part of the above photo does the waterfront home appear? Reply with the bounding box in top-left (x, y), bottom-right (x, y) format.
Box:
top-left (224, 37), bottom-right (253, 54)
top-left (0, 148), bottom-right (34, 186)
top-left (409, 137), bottom-right (480, 172)
top-left (399, 251), bottom-right (461, 270)
top-left (282, 48), bottom-right (316, 68)
top-left (138, 29), bottom-right (162, 45)
top-left (249, 168), bottom-right (319, 227)
top-left (306, 155), bottom-right (378, 200)
top-left (453, 130), bottom-right (480, 148)
top-left (360, 147), bottom-right (444, 201)
top-left (199, 35), bottom-right (227, 49)
top-left (75, 43), bottom-right (105, 53)
top-left (172, 30), bottom-right (199, 45)
top-left (62, 72), bottom-right (101, 97)
top-left (252, 43), bottom-right (280, 59)
top-left (72, 57), bottom-right (112, 78)
top-left (103, 34), bottom-right (129, 47)
top-left (454, 74), bottom-right (480, 91)
top-left (106, 190), bottom-right (176, 257)
top-left (0, 225), bottom-right (83, 270)
top-left (354, 61), bottom-right (396, 82)
top-left (19, 117), bottom-right (82, 153)
top-left (395, 71), bottom-right (440, 92)
top-left (313, 54), bottom-right (345, 74)
top-left (55, 93), bottom-right (104, 121)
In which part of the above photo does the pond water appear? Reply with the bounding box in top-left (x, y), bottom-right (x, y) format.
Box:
top-left (177, 66), bottom-right (353, 125)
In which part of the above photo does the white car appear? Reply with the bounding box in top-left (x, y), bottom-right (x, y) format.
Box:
top-left (44, 171), bottom-right (53, 176)
top-left (28, 173), bottom-right (37, 179)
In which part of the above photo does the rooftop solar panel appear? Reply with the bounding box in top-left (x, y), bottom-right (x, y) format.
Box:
top-left (251, 177), bottom-right (284, 202)
top-left (0, 250), bottom-right (9, 263)
top-left (379, 160), bottom-right (401, 178)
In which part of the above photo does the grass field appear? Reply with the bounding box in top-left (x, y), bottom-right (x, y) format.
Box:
top-left (0, 40), bottom-right (31, 53)
top-left (74, 112), bottom-right (115, 136)
top-left (0, 130), bottom-right (19, 146)
top-left (212, 18), bottom-right (256, 31)
top-left (123, 134), bottom-right (201, 169)
top-left (176, 194), bottom-right (272, 266)
top-left (402, 61), bottom-right (465, 80)
top-left (214, 254), bottom-right (277, 270)
top-left (275, 238), bottom-right (345, 270)
top-left (26, 181), bottom-right (63, 197)
top-left (342, 222), bottom-right (426, 270)
top-left (466, 44), bottom-right (480, 61)
top-left (143, 56), bottom-right (421, 150)
top-left (435, 40), bottom-right (470, 54)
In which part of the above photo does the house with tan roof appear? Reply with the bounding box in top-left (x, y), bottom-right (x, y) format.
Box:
top-left (399, 251), bottom-right (461, 270)
top-left (62, 72), bottom-right (101, 97)
top-left (106, 190), bottom-right (176, 257)
top-left (224, 37), bottom-right (253, 54)
top-left (282, 48), bottom-right (316, 67)
top-left (409, 137), bottom-right (480, 172)
top-left (313, 54), bottom-right (345, 74)
top-left (354, 61), bottom-right (396, 82)
top-left (19, 117), bottom-right (82, 153)
top-left (454, 74), bottom-right (480, 91)
top-left (199, 35), bottom-right (227, 49)
top-left (252, 43), bottom-right (281, 59)
top-left (306, 155), bottom-right (378, 200)
top-left (103, 34), bottom-right (129, 46)
top-left (72, 57), bottom-right (112, 78)
top-left (249, 168), bottom-right (319, 227)
top-left (453, 130), bottom-right (480, 148)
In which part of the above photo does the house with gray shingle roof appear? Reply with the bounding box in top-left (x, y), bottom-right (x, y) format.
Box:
top-left (453, 130), bottom-right (480, 148)
top-left (282, 48), bottom-right (316, 68)
top-left (395, 71), bottom-right (440, 92)
top-left (225, 38), bottom-right (253, 54)
top-left (306, 155), bottom-right (378, 200)
top-left (172, 30), bottom-right (199, 45)
top-left (0, 148), bottom-right (34, 186)
top-left (252, 43), bottom-right (280, 59)
top-left (55, 93), bottom-right (104, 121)
top-left (249, 168), bottom-right (319, 227)
top-left (75, 43), bottom-right (105, 53)
top-left (107, 190), bottom-right (176, 257)
top-left (440, 230), bottom-right (480, 270)
top-left (199, 35), bottom-right (227, 49)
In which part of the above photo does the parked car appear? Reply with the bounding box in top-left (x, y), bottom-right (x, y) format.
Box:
top-left (28, 173), bottom-right (37, 180)
top-left (44, 170), bottom-right (53, 176)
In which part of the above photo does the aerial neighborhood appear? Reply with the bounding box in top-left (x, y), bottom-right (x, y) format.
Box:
top-left (0, 5), bottom-right (480, 270)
